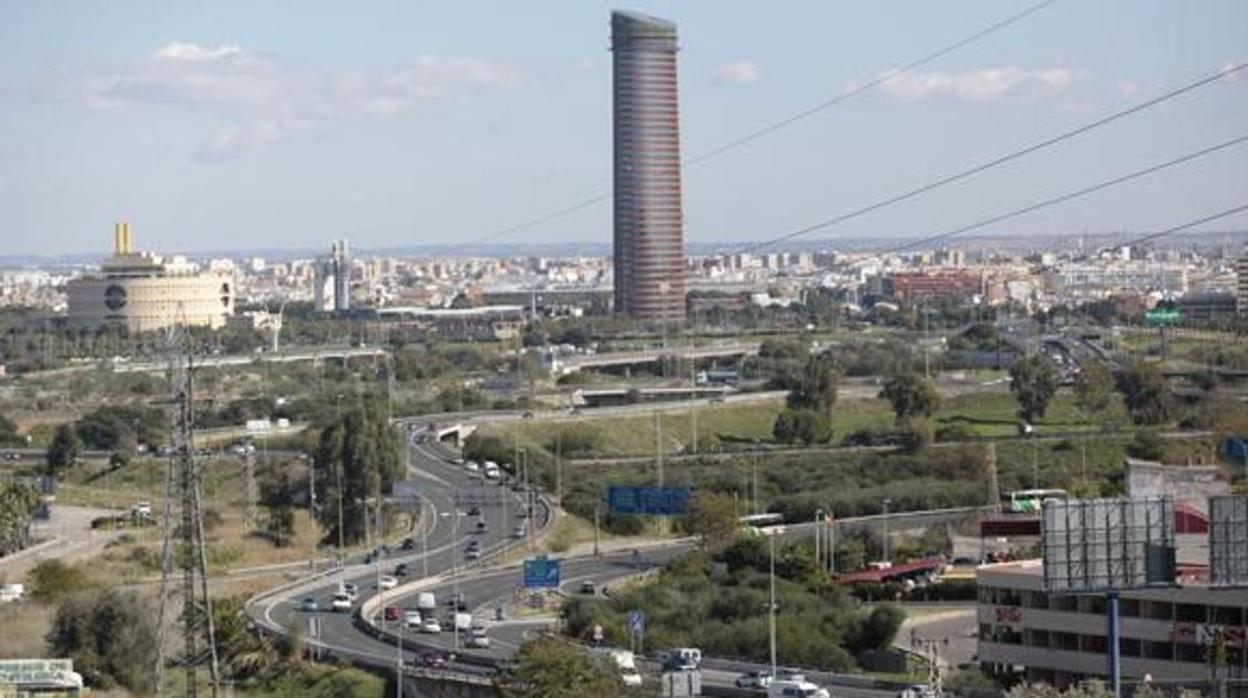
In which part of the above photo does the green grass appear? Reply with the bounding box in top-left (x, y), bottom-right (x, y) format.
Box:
top-left (485, 389), bottom-right (1128, 460)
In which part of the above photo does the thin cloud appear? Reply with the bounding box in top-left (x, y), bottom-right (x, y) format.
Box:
top-left (873, 66), bottom-right (1080, 103)
top-left (715, 60), bottom-right (762, 86)
top-left (60, 42), bottom-right (526, 159)
top-left (154, 42), bottom-right (245, 63)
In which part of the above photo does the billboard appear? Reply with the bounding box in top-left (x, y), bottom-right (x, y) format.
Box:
top-left (523, 555), bottom-right (561, 589)
top-left (1042, 497), bottom-right (1175, 593)
top-left (1210, 495), bottom-right (1248, 587)
top-left (607, 485), bottom-right (693, 516)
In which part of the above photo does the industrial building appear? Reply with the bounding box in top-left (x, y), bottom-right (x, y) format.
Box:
top-left (65, 222), bottom-right (234, 332)
top-left (611, 10), bottom-right (686, 321)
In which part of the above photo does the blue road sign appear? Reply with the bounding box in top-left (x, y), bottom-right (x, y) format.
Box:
top-left (392, 480), bottom-right (422, 509)
top-left (627, 610), bottom-right (645, 636)
top-left (523, 555), bottom-right (561, 589)
top-left (607, 485), bottom-right (693, 516)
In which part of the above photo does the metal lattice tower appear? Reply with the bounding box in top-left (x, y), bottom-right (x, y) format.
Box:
top-left (156, 322), bottom-right (221, 697)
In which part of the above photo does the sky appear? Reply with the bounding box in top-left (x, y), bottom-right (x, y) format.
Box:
top-left (1, 1), bottom-right (1246, 256)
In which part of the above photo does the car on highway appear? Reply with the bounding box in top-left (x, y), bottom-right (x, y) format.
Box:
top-left (420, 617), bottom-right (442, 634)
top-left (736, 670), bottom-right (775, 689)
top-left (446, 592), bottom-right (466, 607)
top-left (465, 543), bottom-right (482, 561)
top-left (512, 523), bottom-right (527, 539)
top-left (767, 679), bottom-right (829, 698)
top-left (395, 562), bottom-right (411, 577)
top-left (341, 583), bottom-right (359, 601)
top-left (898, 684), bottom-right (937, 698)
top-left (579, 580), bottom-right (596, 595)
top-left (465, 461), bottom-right (481, 474)
top-left (379, 575), bottom-right (398, 590)
top-left (415, 650), bottom-right (453, 669)
top-left (483, 462), bottom-right (501, 480)
top-left (467, 504), bottom-right (481, 516)
top-left (299, 596), bottom-right (319, 612)
top-left (400, 537), bottom-right (416, 551)
top-left (404, 610), bottom-right (423, 629)
top-left (133, 500), bottom-right (153, 518)
top-left (383, 606), bottom-right (402, 622)
top-left (475, 518), bottom-right (488, 534)
top-left (331, 592), bottom-right (352, 612)
top-left (466, 626), bottom-right (490, 648)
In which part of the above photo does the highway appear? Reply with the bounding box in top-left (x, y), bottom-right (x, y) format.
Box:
top-left (249, 429), bottom-right (547, 680)
top-left (245, 423), bottom-right (912, 696)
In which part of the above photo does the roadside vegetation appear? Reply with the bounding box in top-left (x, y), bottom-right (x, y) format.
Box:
top-left (562, 535), bottom-right (905, 672)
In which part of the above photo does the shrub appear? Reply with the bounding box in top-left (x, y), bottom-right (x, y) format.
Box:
top-left (27, 560), bottom-right (92, 602)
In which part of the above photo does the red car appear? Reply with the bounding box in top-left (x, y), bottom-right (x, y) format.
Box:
top-left (384, 606), bottom-right (402, 622)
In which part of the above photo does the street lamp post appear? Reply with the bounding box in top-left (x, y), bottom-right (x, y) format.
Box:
top-left (882, 498), bottom-right (892, 563)
top-left (768, 533), bottom-right (778, 677)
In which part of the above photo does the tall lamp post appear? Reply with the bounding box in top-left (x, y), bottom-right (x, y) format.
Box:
top-left (881, 498), bottom-right (892, 563)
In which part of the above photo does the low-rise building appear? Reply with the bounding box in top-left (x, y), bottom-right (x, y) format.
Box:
top-left (977, 560), bottom-right (1246, 688)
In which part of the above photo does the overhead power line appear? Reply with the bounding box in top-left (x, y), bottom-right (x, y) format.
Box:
top-left (737, 59), bottom-right (1248, 255)
top-left (1122, 202), bottom-right (1248, 249)
top-left (880, 133), bottom-right (1248, 254)
top-left (684, 0), bottom-right (1058, 166)
top-left (471, 0), bottom-right (1060, 245)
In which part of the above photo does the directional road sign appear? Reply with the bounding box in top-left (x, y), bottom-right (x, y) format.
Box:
top-left (627, 610), bottom-right (645, 636)
top-left (523, 555), bottom-right (561, 589)
top-left (607, 485), bottom-right (693, 516)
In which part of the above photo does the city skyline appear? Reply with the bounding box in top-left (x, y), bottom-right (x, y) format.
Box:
top-left (1, 1), bottom-right (1246, 256)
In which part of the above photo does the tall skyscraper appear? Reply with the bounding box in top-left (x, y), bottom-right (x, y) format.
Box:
top-left (314, 239), bottom-right (351, 312)
top-left (611, 10), bottom-right (685, 321)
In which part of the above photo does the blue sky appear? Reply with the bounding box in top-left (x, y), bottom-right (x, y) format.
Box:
top-left (1, 1), bottom-right (1245, 255)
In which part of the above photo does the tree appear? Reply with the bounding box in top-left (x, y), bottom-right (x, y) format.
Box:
top-left (0, 413), bottom-right (25, 447)
top-left (312, 394), bottom-right (402, 547)
top-left (211, 595), bottom-right (278, 678)
top-left (1126, 428), bottom-right (1165, 461)
top-left (1009, 355), bottom-right (1059, 422)
top-left (46, 423), bottom-right (82, 476)
top-left (261, 466), bottom-right (296, 547)
top-left (0, 481), bottom-right (40, 555)
top-left (773, 409), bottom-right (799, 443)
top-left (848, 604), bottom-right (905, 654)
top-left (879, 372), bottom-right (940, 424)
top-left (773, 409), bottom-right (832, 445)
top-left (496, 635), bottom-right (622, 698)
top-left (1117, 360), bottom-right (1171, 425)
top-left (1073, 360), bottom-right (1114, 422)
top-left (47, 589), bottom-right (158, 692)
top-left (684, 491), bottom-right (739, 550)
top-left (787, 353), bottom-right (838, 419)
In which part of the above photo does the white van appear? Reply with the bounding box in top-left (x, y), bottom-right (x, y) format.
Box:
top-left (592, 648), bottom-right (642, 687)
top-left (768, 679), bottom-right (830, 698)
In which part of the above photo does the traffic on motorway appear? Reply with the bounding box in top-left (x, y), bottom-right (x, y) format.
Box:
top-left (247, 421), bottom-right (903, 697)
